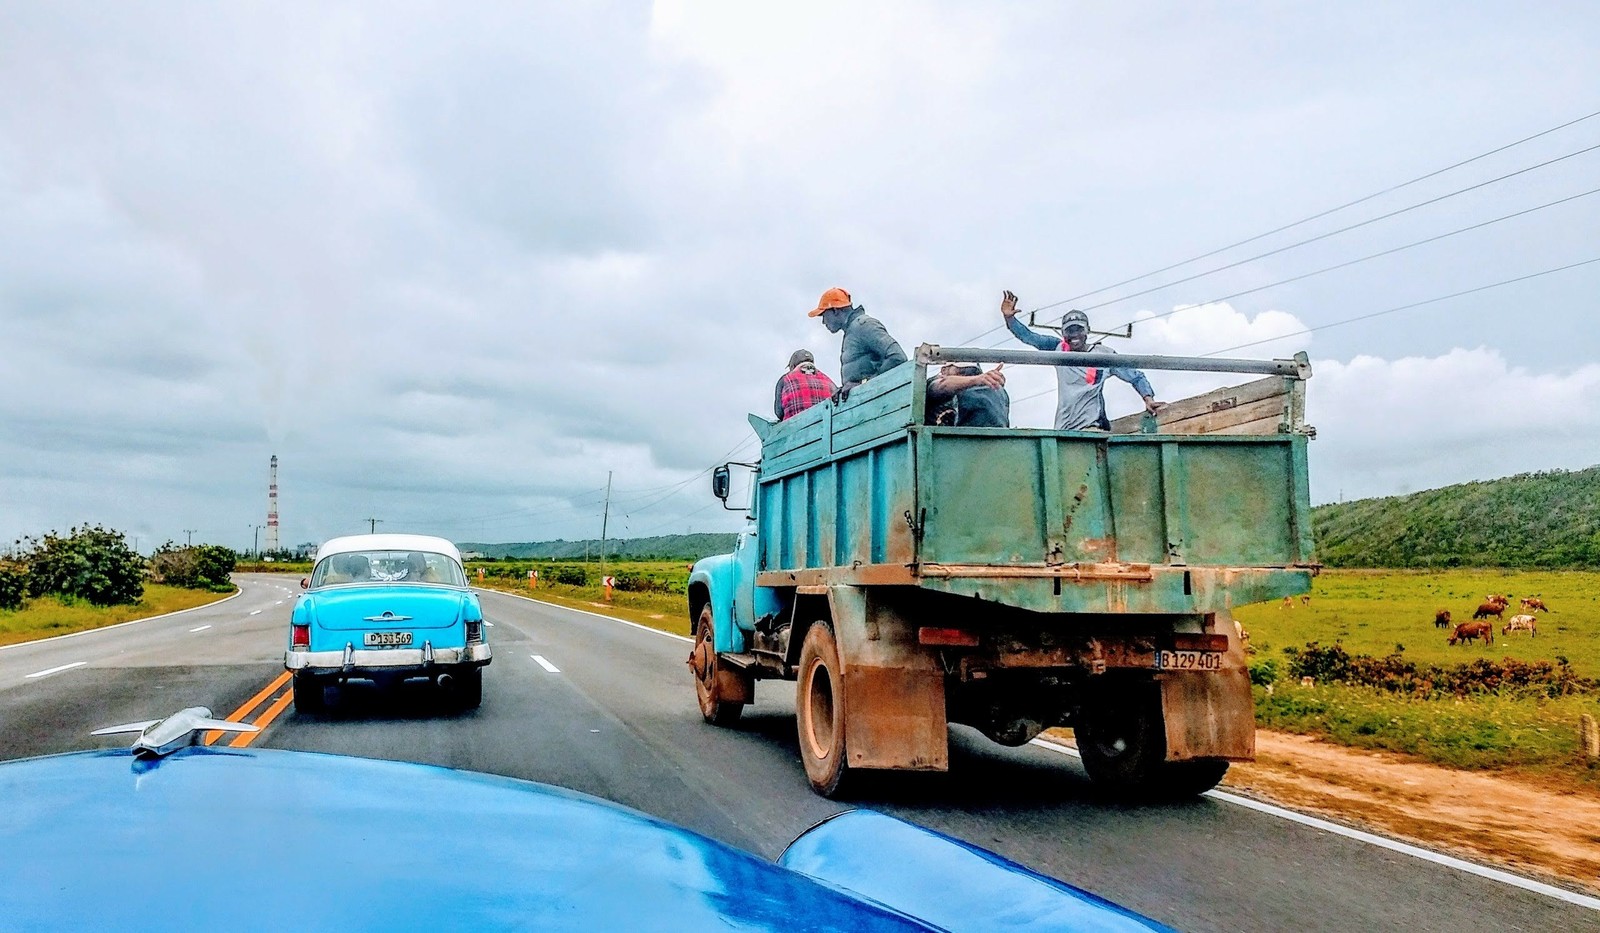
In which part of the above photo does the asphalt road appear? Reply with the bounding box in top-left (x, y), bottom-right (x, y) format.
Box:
top-left (2, 574), bottom-right (1593, 931)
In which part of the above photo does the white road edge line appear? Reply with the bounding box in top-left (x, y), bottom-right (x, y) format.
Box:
top-left (478, 589), bottom-right (691, 643)
top-left (189, 625), bottom-right (212, 633)
top-left (1028, 738), bottom-right (1600, 911)
top-left (530, 654), bottom-right (561, 673)
top-left (25, 661), bottom-right (87, 679)
top-left (0, 588), bottom-right (243, 653)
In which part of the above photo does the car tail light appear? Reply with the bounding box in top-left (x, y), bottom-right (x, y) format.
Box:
top-left (465, 621), bottom-right (483, 644)
top-left (291, 624), bottom-right (310, 649)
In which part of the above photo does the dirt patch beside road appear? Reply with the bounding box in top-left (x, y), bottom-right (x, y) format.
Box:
top-left (1048, 728), bottom-right (1600, 895)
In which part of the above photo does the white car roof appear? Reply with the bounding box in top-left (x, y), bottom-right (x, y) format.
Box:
top-left (314, 534), bottom-right (462, 564)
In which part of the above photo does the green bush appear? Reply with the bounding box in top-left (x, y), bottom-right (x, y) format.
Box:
top-left (22, 525), bottom-right (145, 606)
top-left (0, 562), bottom-right (27, 610)
top-left (1248, 657), bottom-right (1281, 686)
top-left (151, 543), bottom-right (238, 591)
top-left (1282, 640), bottom-right (1598, 699)
top-left (552, 566), bottom-right (589, 586)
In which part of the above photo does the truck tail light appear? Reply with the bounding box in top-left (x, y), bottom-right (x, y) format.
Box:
top-left (918, 627), bottom-right (979, 647)
top-left (465, 621), bottom-right (483, 644)
top-left (291, 624), bottom-right (310, 649)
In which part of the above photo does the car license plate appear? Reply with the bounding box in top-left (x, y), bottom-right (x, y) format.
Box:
top-left (364, 632), bottom-right (413, 647)
top-left (1156, 650), bottom-right (1223, 672)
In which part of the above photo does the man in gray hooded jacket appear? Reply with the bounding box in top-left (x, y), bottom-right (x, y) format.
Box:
top-left (809, 287), bottom-right (908, 396)
top-left (1001, 290), bottom-right (1164, 430)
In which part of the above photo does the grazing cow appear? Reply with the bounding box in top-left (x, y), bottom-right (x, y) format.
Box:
top-left (1301, 595), bottom-right (1311, 606)
top-left (1485, 594), bottom-right (1512, 608)
top-left (1519, 597), bottom-right (1549, 613)
top-left (1472, 601), bottom-right (1506, 621)
top-left (1449, 621), bottom-right (1495, 646)
top-left (1433, 609), bottom-right (1452, 629)
top-left (1281, 596), bottom-right (1294, 609)
top-left (1503, 614), bottom-right (1538, 637)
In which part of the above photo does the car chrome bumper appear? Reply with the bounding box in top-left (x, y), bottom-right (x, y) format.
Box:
top-left (285, 643), bottom-right (491, 672)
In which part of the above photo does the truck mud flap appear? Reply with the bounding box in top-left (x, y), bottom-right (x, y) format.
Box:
top-left (828, 586), bottom-right (949, 772)
top-left (1160, 669), bottom-right (1255, 762)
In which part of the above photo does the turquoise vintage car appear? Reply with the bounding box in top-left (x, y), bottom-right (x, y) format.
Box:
top-left (285, 533), bottom-right (491, 711)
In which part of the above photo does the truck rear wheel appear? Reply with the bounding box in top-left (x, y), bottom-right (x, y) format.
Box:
top-left (797, 622), bottom-right (850, 797)
top-left (1076, 684), bottom-right (1229, 799)
top-left (691, 605), bottom-right (744, 726)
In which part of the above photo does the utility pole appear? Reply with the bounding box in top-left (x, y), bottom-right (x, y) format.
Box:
top-left (599, 471), bottom-right (613, 578)
top-left (183, 529), bottom-right (197, 547)
top-left (248, 524), bottom-right (262, 558)
top-left (365, 518), bottom-right (383, 534)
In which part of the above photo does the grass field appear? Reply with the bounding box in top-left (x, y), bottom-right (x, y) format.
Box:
top-left (0, 584), bottom-right (236, 647)
top-left (469, 560), bottom-right (691, 635)
top-left (1234, 569), bottom-right (1600, 786)
top-left (1233, 569), bottom-right (1600, 677)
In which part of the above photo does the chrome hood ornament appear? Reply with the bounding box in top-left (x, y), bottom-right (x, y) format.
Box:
top-left (91, 707), bottom-right (259, 759)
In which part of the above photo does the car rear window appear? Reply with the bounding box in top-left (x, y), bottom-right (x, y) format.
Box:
top-left (310, 551), bottom-right (466, 588)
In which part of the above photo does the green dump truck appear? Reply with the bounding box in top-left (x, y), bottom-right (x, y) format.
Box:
top-left (687, 344), bottom-right (1316, 798)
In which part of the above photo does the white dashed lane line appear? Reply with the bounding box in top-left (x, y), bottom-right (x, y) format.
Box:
top-left (485, 621), bottom-right (495, 627)
top-left (25, 661), bottom-right (87, 680)
top-left (189, 625), bottom-right (212, 633)
top-left (249, 610), bottom-right (262, 616)
top-left (530, 655), bottom-right (561, 673)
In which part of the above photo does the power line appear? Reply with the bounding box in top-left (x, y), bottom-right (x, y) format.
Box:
top-left (1115, 185), bottom-right (1600, 330)
top-left (1042, 108), bottom-right (1600, 311)
top-left (955, 106), bottom-right (1600, 346)
top-left (1199, 255), bottom-right (1600, 358)
top-left (1081, 140), bottom-right (1600, 315)
top-left (1002, 256), bottom-right (1600, 407)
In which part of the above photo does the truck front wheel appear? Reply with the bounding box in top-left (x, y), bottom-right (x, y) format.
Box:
top-left (692, 605), bottom-right (745, 726)
top-left (797, 622), bottom-right (850, 797)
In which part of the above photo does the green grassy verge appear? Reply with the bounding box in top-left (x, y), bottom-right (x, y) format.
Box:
top-left (234, 560), bottom-right (313, 574)
top-left (0, 584), bottom-right (236, 647)
top-left (1233, 568), bottom-right (1600, 677)
top-left (473, 574), bottom-right (689, 636)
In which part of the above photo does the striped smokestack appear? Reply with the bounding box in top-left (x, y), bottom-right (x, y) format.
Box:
top-left (265, 454), bottom-right (280, 553)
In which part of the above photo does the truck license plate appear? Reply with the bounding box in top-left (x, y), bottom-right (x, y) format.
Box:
top-left (1156, 650), bottom-right (1223, 672)
top-left (364, 632), bottom-right (413, 647)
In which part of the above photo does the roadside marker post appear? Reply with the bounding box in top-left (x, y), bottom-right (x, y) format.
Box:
top-left (528, 570), bottom-right (538, 589)
top-left (477, 568), bottom-right (485, 580)
top-left (603, 576), bottom-right (616, 601)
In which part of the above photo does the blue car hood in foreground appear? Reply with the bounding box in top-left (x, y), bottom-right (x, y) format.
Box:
top-left (301, 584), bottom-right (473, 630)
top-left (0, 748), bottom-right (1168, 931)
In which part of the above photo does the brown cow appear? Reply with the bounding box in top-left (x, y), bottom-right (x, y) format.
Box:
top-left (1449, 621), bottom-right (1495, 646)
top-left (1472, 601), bottom-right (1506, 621)
top-left (1503, 614), bottom-right (1538, 637)
top-left (1433, 609), bottom-right (1452, 629)
top-left (1519, 597), bottom-right (1549, 613)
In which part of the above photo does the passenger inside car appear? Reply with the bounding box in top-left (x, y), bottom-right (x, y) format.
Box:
top-left (407, 551), bottom-right (443, 583)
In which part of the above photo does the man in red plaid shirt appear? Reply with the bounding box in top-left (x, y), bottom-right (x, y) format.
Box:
top-left (774, 349), bottom-right (837, 421)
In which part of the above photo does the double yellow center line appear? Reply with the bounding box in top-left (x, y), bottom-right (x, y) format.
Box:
top-left (203, 670), bottom-right (295, 747)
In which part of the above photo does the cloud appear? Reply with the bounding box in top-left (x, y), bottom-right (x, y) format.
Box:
top-left (2, 4), bottom-right (1597, 550)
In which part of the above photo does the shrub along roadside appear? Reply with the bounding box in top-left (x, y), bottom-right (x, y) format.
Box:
top-left (19, 525), bottom-right (145, 606)
top-left (149, 543), bottom-right (239, 592)
top-left (1279, 641), bottom-right (1597, 699)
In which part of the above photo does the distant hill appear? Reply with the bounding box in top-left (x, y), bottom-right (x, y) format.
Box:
top-left (459, 533), bottom-right (737, 562)
top-left (1313, 466), bottom-right (1600, 568)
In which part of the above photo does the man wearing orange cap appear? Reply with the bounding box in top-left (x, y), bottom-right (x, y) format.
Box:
top-left (808, 287), bottom-right (907, 397)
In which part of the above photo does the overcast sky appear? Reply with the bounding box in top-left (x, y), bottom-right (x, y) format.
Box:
top-left (4, 2), bottom-right (1598, 553)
